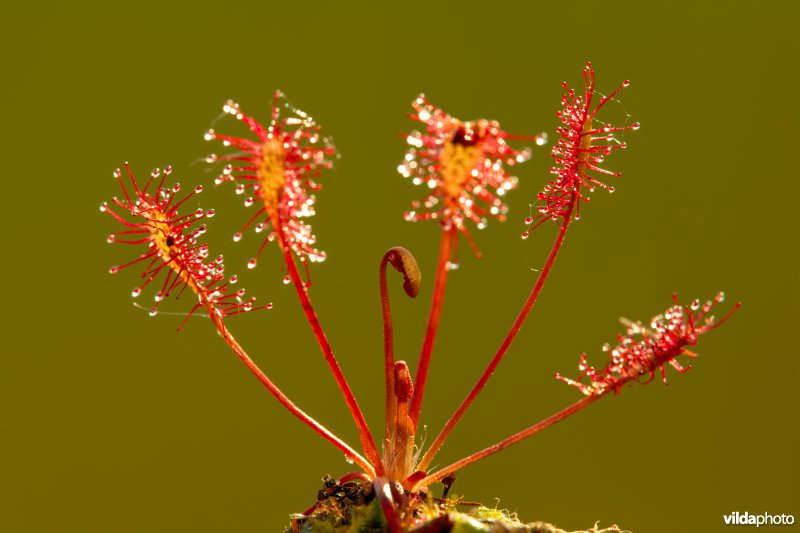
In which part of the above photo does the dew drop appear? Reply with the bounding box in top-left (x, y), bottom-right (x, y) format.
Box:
top-left (631, 122), bottom-right (641, 130)
top-left (266, 302), bottom-right (274, 310)
top-left (113, 168), bottom-right (122, 178)
top-left (149, 307), bottom-right (158, 317)
top-left (283, 275), bottom-right (291, 285)
top-left (106, 234), bottom-right (115, 243)
top-left (521, 231), bottom-right (529, 240)
top-left (206, 209), bottom-right (215, 218)
top-left (204, 129), bottom-right (216, 141)
top-left (243, 302), bottom-right (253, 312)
top-left (247, 258), bottom-right (258, 269)
top-left (109, 266), bottom-right (119, 274)
top-left (131, 287), bottom-right (141, 298)
top-left (407, 134), bottom-right (424, 148)
top-left (99, 202), bottom-right (108, 212)
top-left (233, 232), bottom-right (243, 242)
top-left (445, 262), bottom-right (459, 271)
top-left (154, 293), bottom-right (163, 302)
top-left (195, 185), bottom-right (204, 193)
top-left (715, 292), bottom-right (726, 303)
top-left (623, 80), bottom-right (631, 87)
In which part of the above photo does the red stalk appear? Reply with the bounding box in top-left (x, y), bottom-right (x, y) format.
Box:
top-left (281, 237), bottom-right (384, 476)
top-left (381, 252), bottom-right (397, 452)
top-left (374, 477), bottom-right (403, 533)
top-left (417, 197), bottom-right (577, 472)
top-left (198, 293), bottom-right (375, 478)
top-left (380, 247), bottom-right (422, 474)
top-left (409, 228), bottom-right (454, 427)
top-left (413, 393), bottom-right (600, 490)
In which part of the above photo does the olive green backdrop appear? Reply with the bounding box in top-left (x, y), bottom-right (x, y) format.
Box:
top-left (1, 1), bottom-right (797, 532)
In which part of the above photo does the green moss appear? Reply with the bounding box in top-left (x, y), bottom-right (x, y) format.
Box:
top-left (289, 499), bottom-right (386, 533)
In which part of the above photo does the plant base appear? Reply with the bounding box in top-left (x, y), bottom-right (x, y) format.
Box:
top-left (287, 479), bottom-right (625, 533)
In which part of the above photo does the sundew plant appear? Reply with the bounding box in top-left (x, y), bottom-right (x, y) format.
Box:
top-left (101, 63), bottom-right (738, 532)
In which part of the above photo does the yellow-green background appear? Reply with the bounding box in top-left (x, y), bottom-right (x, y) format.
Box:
top-left (1, 2), bottom-right (797, 532)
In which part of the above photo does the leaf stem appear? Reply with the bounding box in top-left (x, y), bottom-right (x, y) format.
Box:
top-left (200, 294), bottom-right (375, 478)
top-left (409, 228), bottom-right (454, 427)
top-left (281, 238), bottom-right (384, 476)
top-left (417, 198), bottom-right (577, 472)
top-left (381, 251), bottom-right (398, 450)
top-left (414, 392), bottom-right (600, 490)
top-left (374, 477), bottom-right (402, 533)
top-left (380, 247), bottom-right (422, 473)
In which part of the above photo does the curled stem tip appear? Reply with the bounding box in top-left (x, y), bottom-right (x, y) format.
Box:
top-left (383, 247), bottom-right (422, 299)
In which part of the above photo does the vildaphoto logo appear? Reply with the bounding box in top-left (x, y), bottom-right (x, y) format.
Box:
top-left (724, 512), bottom-right (795, 527)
